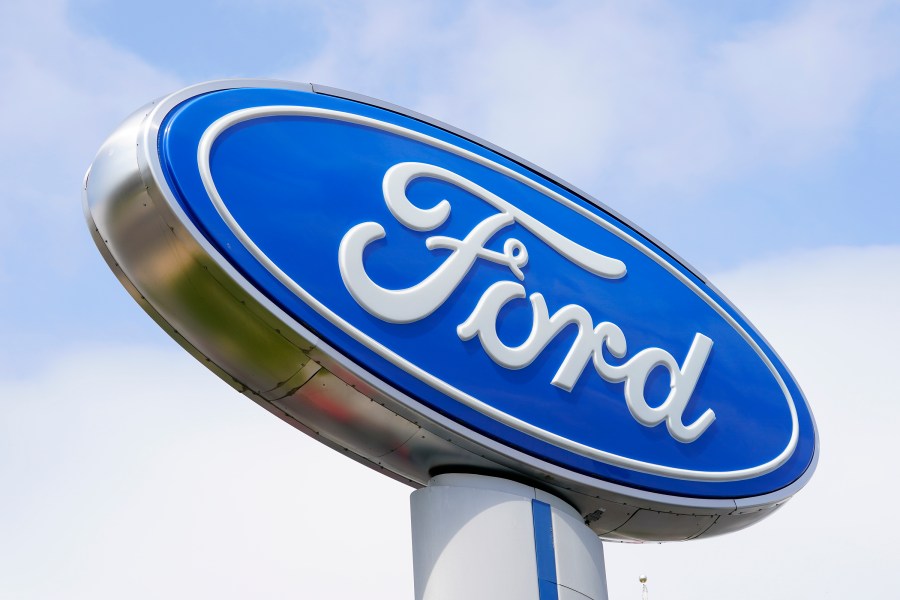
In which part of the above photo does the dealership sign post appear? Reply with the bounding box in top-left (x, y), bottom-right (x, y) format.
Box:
top-left (84, 80), bottom-right (818, 600)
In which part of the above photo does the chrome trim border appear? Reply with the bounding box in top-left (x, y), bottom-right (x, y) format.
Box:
top-left (83, 79), bottom-right (819, 542)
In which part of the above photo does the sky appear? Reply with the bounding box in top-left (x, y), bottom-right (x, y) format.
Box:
top-left (0, 0), bottom-right (898, 598)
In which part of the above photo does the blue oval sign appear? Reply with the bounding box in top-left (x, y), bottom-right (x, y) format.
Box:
top-left (154, 86), bottom-right (816, 500)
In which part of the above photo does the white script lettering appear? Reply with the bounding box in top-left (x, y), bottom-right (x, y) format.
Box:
top-left (338, 162), bottom-right (716, 442)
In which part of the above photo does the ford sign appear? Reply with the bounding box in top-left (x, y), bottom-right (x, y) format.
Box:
top-left (84, 81), bottom-right (817, 541)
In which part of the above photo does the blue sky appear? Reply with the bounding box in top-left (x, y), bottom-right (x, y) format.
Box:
top-left (1, 1), bottom-right (898, 598)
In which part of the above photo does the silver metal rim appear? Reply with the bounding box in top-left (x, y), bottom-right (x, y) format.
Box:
top-left (87, 78), bottom-right (820, 539)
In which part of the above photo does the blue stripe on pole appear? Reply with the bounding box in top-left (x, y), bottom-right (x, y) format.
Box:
top-left (531, 499), bottom-right (559, 600)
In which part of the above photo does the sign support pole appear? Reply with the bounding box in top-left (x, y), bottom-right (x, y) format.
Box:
top-left (410, 473), bottom-right (609, 600)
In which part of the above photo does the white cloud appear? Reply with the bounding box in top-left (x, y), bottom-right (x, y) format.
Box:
top-left (0, 344), bottom-right (413, 599)
top-left (0, 0), bottom-right (181, 280)
top-left (285, 0), bottom-right (900, 196)
top-left (709, 1), bottom-right (897, 163)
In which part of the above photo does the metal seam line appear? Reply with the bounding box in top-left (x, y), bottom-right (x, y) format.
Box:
top-left (531, 499), bottom-right (559, 600)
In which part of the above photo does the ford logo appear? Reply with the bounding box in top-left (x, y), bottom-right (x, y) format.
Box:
top-left (85, 81), bottom-right (818, 540)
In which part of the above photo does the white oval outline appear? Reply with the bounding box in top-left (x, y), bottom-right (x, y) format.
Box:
top-left (194, 105), bottom-right (799, 482)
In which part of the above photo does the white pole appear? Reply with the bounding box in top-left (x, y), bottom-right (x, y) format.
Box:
top-left (410, 473), bottom-right (609, 600)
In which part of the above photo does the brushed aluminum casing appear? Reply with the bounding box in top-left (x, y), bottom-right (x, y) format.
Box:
top-left (83, 80), bottom-right (817, 542)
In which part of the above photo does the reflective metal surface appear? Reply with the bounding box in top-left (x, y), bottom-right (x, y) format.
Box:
top-left (83, 80), bottom-right (818, 541)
